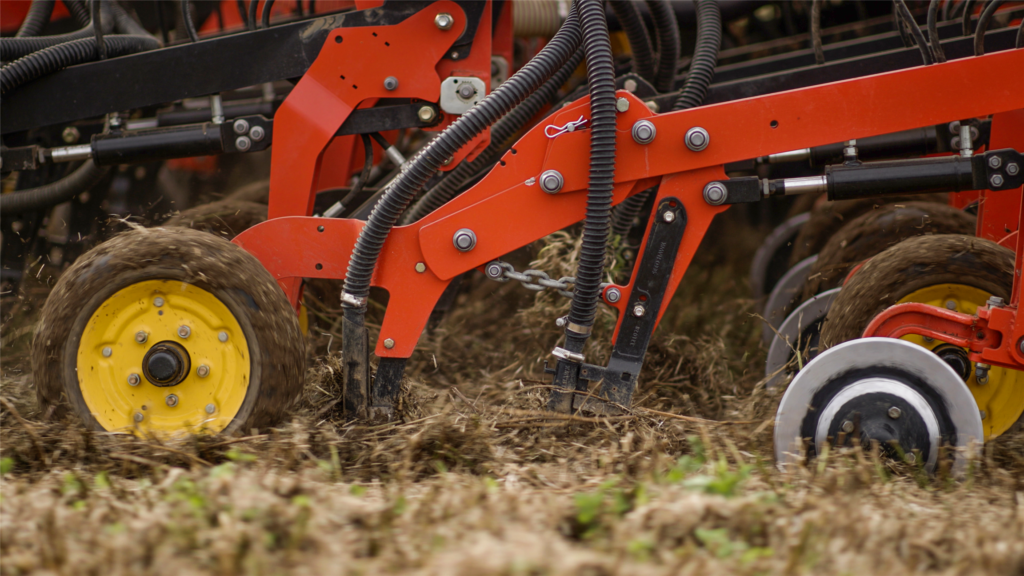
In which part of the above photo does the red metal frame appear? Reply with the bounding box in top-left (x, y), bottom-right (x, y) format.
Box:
top-left (234, 2), bottom-right (1024, 362)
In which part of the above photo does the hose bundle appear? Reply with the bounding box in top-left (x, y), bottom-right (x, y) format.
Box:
top-left (1, 1), bottom-right (155, 62)
top-left (15, 0), bottom-right (56, 38)
top-left (0, 160), bottom-right (110, 214)
top-left (608, 0), bottom-right (655, 83)
top-left (645, 0), bottom-right (680, 93)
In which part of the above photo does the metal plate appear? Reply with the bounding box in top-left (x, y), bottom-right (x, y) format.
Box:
top-left (761, 255), bottom-right (817, 346)
top-left (750, 211), bottom-right (811, 307)
top-left (765, 287), bottom-right (841, 389)
top-left (774, 338), bottom-right (984, 475)
top-left (439, 76), bottom-right (487, 115)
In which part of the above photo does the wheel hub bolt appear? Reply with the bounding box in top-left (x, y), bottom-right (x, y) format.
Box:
top-left (434, 12), bottom-right (453, 30)
top-left (218, 331), bottom-right (229, 342)
top-left (539, 169), bottom-right (564, 194)
top-left (631, 119), bottom-right (656, 144)
top-left (154, 297), bottom-right (164, 307)
top-left (662, 210), bottom-right (676, 223)
top-left (841, 420), bottom-right (854, 434)
top-left (135, 331), bottom-right (148, 343)
top-left (605, 287), bottom-right (622, 303)
top-left (887, 406), bottom-right (902, 419)
top-left (453, 228), bottom-right (477, 252)
top-left (988, 155), bottom-right (1003, 169)
top-left (134, 412), bottom-right (144, 423)
top-left (206, 404), bottom-right (216, 414)
top-left (166, 394), bottom-right (179, 407)
top-left (178, 325), bottom-right (191, 339)
top-left (383, 338), bottom-right (395, 349)
top-left (685, 127), bottom-right (710, 152)
top-left (632, 304), bottom-right (646, 317)
top-left (197, 365), bottom-right (210, 378)
top-left (232, 118), bottom-right (249, 134)
top-left (102, 347), bottom-right (112, 357)
top-left (703, 182), bottom-right (727, 206)
top-left (128, 373), bottom-right (140, 386)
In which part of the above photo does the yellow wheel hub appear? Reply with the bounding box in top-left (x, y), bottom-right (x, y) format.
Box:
top-left (898, 284), bottom-right (1024, 438)
top-left (76, 279), bottom-right (250, 435)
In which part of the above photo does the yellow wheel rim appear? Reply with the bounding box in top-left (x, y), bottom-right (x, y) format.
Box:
top-left (76, 279), bottom-right (250, 435)
top-left (898, 284), bottom-right (1024, 438)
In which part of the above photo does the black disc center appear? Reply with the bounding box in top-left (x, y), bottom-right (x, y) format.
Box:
top-left (142, 341), bottom-right (191, 387)
top-left (932, 344), bottom-right (972, 382)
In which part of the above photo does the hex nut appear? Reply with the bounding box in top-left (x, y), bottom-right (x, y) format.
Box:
top-left (888, 406), bottom-right (902, 419)
top-left (841, 420), bottom-right (855, 433)
top-left (945, 300), bottom-right (957, 310)
top-left (539, 170), bottom-right (564, 194)
top-left (233, 118), bottom-right (250, 135)
top-left (178, 325), bottom-right (191, 339)
top-left (417, 106), bottom-right (436, 123)
top-left (615, 97), bottom-right (630, 113)
top-left (632, 305), bottom-right (645, 317)
top-left (453, 229), bottom-right (477, 252)
top-left (218, 331), bottom-right (229, 342)
top-left (197, 365), bottom-right (210, 378)
top-left (128, 373), bottom-right (141, 386)
top-left (102, 347), bottom-right (112, 357)
top-left (249, 125), bottom-right (265, 142)
top-left (383, 338), bottom-right (395, 349)
top-left (631, 119), bottom-right (656, 145)
top-left (384, 76), bottom-right (399, 91)
top-left (605, 288), bottom-right (622, 303)
top-left (166, 394), bottom-right (179, 407)
top-left (154, 297), bottom-right (164, 307)
top-left (134, 412), bottom-right (144, 423)
top-left (1006, 163), bottom-right (1019, 176)
top-left (415, 262), bottom-right (427, 273)
top-left (623, 79), bottom-right (638, 92)
top-left (62, 126), bottom-right (81, 144)
top-left (135, 331), bottom-right (148, 343)
top-left (485, 262), bottom-right (504, 279)
top-left (703, 182), bottom-right (727, 206)
top-left (206, 404), bottom-right (216, 414)
top-left (685, 126), bottom-right (710, 152)
top-left (434, 12), bottom-right (453, 30)
top-left (456, 83), bottom-right (476, 100)
top-left (235, 136), bottom-right (252, 152)
top-left (991, 174), bottom-right (1005, 187)
top-left (662, 210), bottom-right (676, 223)
top-left (988, 155), bottom-right (1003, 169)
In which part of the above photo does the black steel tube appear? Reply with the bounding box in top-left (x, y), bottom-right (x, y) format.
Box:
top-left (826, 156), bottom-right (975, 201)
top-left (809, 126), bottom-right (939, 166)
top-left (91, 123), bottom-right (224, 165)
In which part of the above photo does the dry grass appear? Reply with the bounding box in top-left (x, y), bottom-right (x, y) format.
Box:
top-left (3, 211), bottom-right (1024, 575)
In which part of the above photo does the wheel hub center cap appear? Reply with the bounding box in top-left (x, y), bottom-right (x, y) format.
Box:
top-left (142, 341), bottom-right (191, 387)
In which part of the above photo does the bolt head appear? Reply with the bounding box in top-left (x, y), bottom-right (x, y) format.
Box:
top-left (249, 125), bottom-right (265, 142)
top-left (197, 364), bottom-right (210, 378)
top-left (991, 174), bottom-right (1005, 188)
top-left (645, 101), bottom-right (660, 113)
top-left (887, 406), bottom-right (902, 419)
top-left (988, 296), bottom-right (1005, 308)
top-left (632, 305), bottom-right (645, 317)
top-left (62, 126), bottom-right (80, 144)
top-left (606, 288), bottom-right (622, 303)
top-left (166, 394), bottom-right (179, 407)
top-left (1006, 163), bottom-right (1020, 176)
top-left (905, 452), bottom-right (917, 464)
top-left (415, 262), bottom-right (427, 273)
top-left (434, 12), bottom-right (453, 30)
top-left (685, 127), bottom-right (710, 152)
top-left (555, 317), bottom-right (567, 328)
top-left (134, 412), bottom-right (144, 423)
top-left (456, 83), bottom-right (476, 100)
top-left (485, 263), bottom-right (504, 279)
top-left (662, 210), bottom-right (676, 223)
top-left (615, 97), bottom-right (630, 113)
top-left (206, 403), bottom-right (216, 414)
top-left (703, 182), bottom-right (727, 206)
top-left (218, 331), bottom-right (229, 342)
top-left (102, 347), bottom-right (112, 357)
top-left (384, 76), bottom-right (399, 91)
top-left (945, 300), bottom-right (957, 311)
top-left (128, 373), bottom-right (140, 386)
top-left (235, 136), bottom-right (252, 152)
top-left (417, 106), bottom-right (436, 123)
top-left (841, 420), bottom-right (854, 434)
top-left (539, 169), bottom-right (564, 194)
top-left (453, 228), bottom-right (477, 252)
top-left (135, 331), bottom-right (148, 343)
top-left (383, 338), bottom-right (395, 349)
top-left (233, 118), bottom-right (250, 135)
top-left (178, 325), bottom-right (191, 339)
top-left (623, 79), bottom-right (638, 92)
top-left (989, 155), bottom-right (1003, 169)
top-left (154, 297), bottom-right (164, 307)
top-left (631, 119), bottom-right (656, 145)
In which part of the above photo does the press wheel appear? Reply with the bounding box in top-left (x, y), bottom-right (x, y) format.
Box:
top-left (821, 234), bottom-right (1023, 438)
top-left (32, 227), bottom-right (305, 435)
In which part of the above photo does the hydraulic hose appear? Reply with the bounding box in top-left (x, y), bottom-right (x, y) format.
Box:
top-left (341, 6), bottom-right (583, 307)
top-left (182, 0), bottom-right (200, 42)
top-left (1, 2), bottom-right (117, 61)
top-left (402, 47), bottom-right (585, 225)
top-left (608, 0), bottom-right (655, 83)
top-left (895, 0), bottom-right (934, 64)
top-left (2, 35), bottom-right (160, 96)
top-left (811, 0), bottom-right (825, 64)
top-left (563, 0), bottom-right (617, 346)
top-left (63, 0), bottom-right (90, 27)
top-left (974, 0), bottom-right (1006, 56)
top-left (928, 0), bottom-right (948, 62)
top-left (0, 160), bottom-right (110, 214)
top-left (262, 0), bottom-right (277, 28)
top-left (961, 0), bottom-right (977, 35)
top-left (92, 0), bottom-right (106, 59)
top-left (16, 0), bottom-right (56, 38)
top-left (645, 0), bottom-right (680, 93)
top-left (248, 0), bottom-right (259, 30)
top-left (672, 0), bottom-right (721, 111)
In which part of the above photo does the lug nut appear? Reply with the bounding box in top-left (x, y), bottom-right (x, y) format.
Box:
top-left (154, 297), bottom-right (164, 307)
top-left (134, 412), bottom-right (144, 423)
top-left (703, 182), bottom-right (727, 206)
top-left (434, 12), bottom-right (453, 30)
top-left (453, 228), bottom-right (477, 252)
top-left (662, 210), bottom-right (676, 223)
top-left (197, 365), bottom-right (210, 378)
top-left (235, 136), bottom-right (252, 152)
top-left (888, 406), bottom-right (902, 419)
top-left (989, 155), bottom-right (1003, 169)
top-left (991, 174), bottom-right (1005, 188)
top-left (206, 403), bottom-right (216, 414)
top-left (1006, 163), bottom-right (1019, 176)
top-left (128, 373), bottom-right (140, 386)
top-left (685, 127), bottom-right (710, 152)
top-left (631, 119), bottom-right (656, 144)
top-left (383, 338), bottom-right (395, 349)
top-left (178, 325), bottom-right (191, 339)
top-left (384, 76), bottom-right (399, 91)
top-left (615, 97), bottom-right (630, 112)
top-left (218, 331), bottom-right (229, 342)
top-left (605, 287), bottom-right (622, 303)
top-left (166, 394), bottom-right (179, 407)
top-left (632, 305), bottom-right (646, 317)
top-left (249, 125), bottom-right (265, 142)
top-left (841, 420), bottom-right (855, 434)
top-left (102, 347), bottom-right (112, 357)
top-left (417, 106), bottom-right (436, 123)
top-left (539, 169), bottom-right (564, 194)
top-left (135, 331), bottom-right (148, 343)
top-left (233, 118), bottom-right (250, 134)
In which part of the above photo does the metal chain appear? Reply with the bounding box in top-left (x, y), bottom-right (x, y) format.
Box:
top-left (485, 261), bottom-right (609, 299)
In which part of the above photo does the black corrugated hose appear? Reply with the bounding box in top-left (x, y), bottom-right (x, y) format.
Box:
top-left (609, 0), bottom-right (655, 83)
top-left (340, 6), bottom-right (583, 309)
top-left (0, 0), bottom-right (153, 61)
top-left (961, 0), bottom-right (977, 35)
top-left (182, 0), bottom-right (200, 42)
top-left (974, 0), bottom-right (1006, 55)
top-left (15, 0), bottom-right (55, 38)
top-left (92, 0), bottom-right (106, 59)
top-left (1, 34), bottom-right (159, 95)
top-left (401, 47), bottom-right (585, 225)
top-left (563, 0), bottom-right (618, 349)
top-left (64, 0), bottom-right (90, 27)
top-left (645, 0), bottom-right (679, 93)
top-left (0, 160), bottom-right (110, 214)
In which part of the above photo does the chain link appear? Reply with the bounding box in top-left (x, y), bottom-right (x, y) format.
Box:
top-left (487, 261), bottom-right (609, 299)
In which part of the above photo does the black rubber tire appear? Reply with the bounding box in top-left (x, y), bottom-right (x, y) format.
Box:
top-left (164, 199), bottom-right (268, 240)
top-left (800, 201), bottom-right (975, 302)
top-left (788, 193), bottom-right (949, 268)
top-left (820, 234), bottom-right (1014, 348)
top-left (32, 227), bottom-right (305, 433)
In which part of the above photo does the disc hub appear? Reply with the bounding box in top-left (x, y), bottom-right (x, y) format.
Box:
top-left (142, 341), bottom-right (191, 387)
